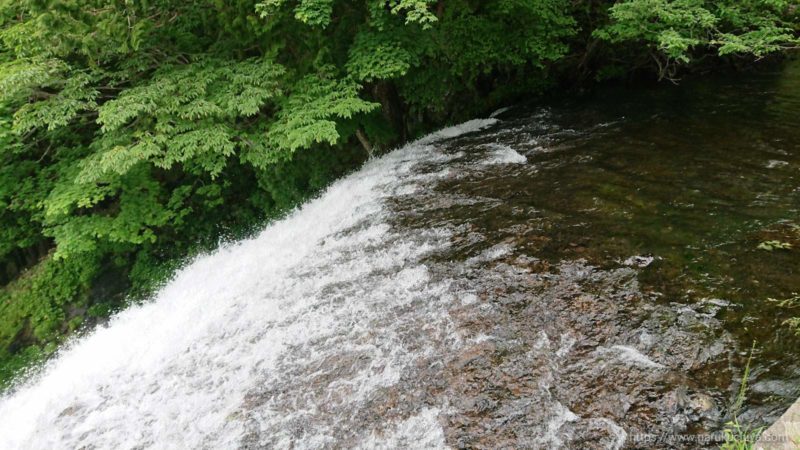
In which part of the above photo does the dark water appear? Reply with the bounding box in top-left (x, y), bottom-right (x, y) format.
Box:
top-left (523, 61), bottom-right (800, 394)
top-left (388, 59), bottom-right (800, 448)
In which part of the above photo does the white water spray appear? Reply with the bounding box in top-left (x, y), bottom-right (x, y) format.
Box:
top-left (0, 120), bottom-right (498, 449)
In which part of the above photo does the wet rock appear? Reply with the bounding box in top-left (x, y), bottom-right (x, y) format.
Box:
top-left (435, 253), bottom-right (733, 449)
top-left (622, 255), bottom-right (658, 268)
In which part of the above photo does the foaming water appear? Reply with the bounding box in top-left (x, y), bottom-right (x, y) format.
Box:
top-left (0, 120), bottom-right (497, 449)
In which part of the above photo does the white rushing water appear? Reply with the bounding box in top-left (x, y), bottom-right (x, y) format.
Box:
top-left (0, 120), bottom-right (498, 449)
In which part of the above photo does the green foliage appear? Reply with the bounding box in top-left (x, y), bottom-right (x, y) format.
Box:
top-left (595, 0), bottom-right (718, 63)
top-left (346, 31), bottom-right (419, 82)
top-left (0, 345), bottom-right (48, 390)
top-left (722, 420), bottom-right (765, 450)
top-left (294, 0), bottom-right (336, 27)
top-left (721, 342), bottom-right (765, 450)
top-left (596, 0), bottom-right (799, 79)
top-left (757, 240), bottom-right (793, 251)
top-left (264, 72), bottom-right (378, 155)
top-left (86, 57), bottom-right (285, 180)
top-left (0, 254), bottom-right (99, 358)
top-left (769, 293), bottom-right (800, 336)
top-left (44, 167), bottom-right (176, 259)
top-left (257, 0), bottom-right (336, 27)
top-left (386, 0), bottom-right (439, 28)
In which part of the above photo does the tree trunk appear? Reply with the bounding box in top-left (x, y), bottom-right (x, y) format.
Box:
top-left (355, 129), bottom-right (373, 158)
top-left (372, 81), bottom-right (408, 144)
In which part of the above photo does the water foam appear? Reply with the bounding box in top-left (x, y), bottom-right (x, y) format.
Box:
top-left (482, 144), bottom-right (527, 165)
top-left (0, 119), bottom-right (497, 449)
top-left (594, 345), bottom-right (665, 370)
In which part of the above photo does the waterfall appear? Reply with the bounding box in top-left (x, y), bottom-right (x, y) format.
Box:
top-left (0, 120), bottom-right (498, 449)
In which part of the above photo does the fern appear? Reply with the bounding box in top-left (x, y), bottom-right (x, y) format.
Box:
top-left (347, 31), bottom-right (419, 82)
top-left (245, 72), bottom-right (378, 167)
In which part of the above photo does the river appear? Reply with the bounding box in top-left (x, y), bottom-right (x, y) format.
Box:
top-left (0, 60), bottom-right (798, 449)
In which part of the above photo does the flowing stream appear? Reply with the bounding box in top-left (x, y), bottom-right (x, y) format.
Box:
top-left (1, 61), bottom-right (799, 449)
